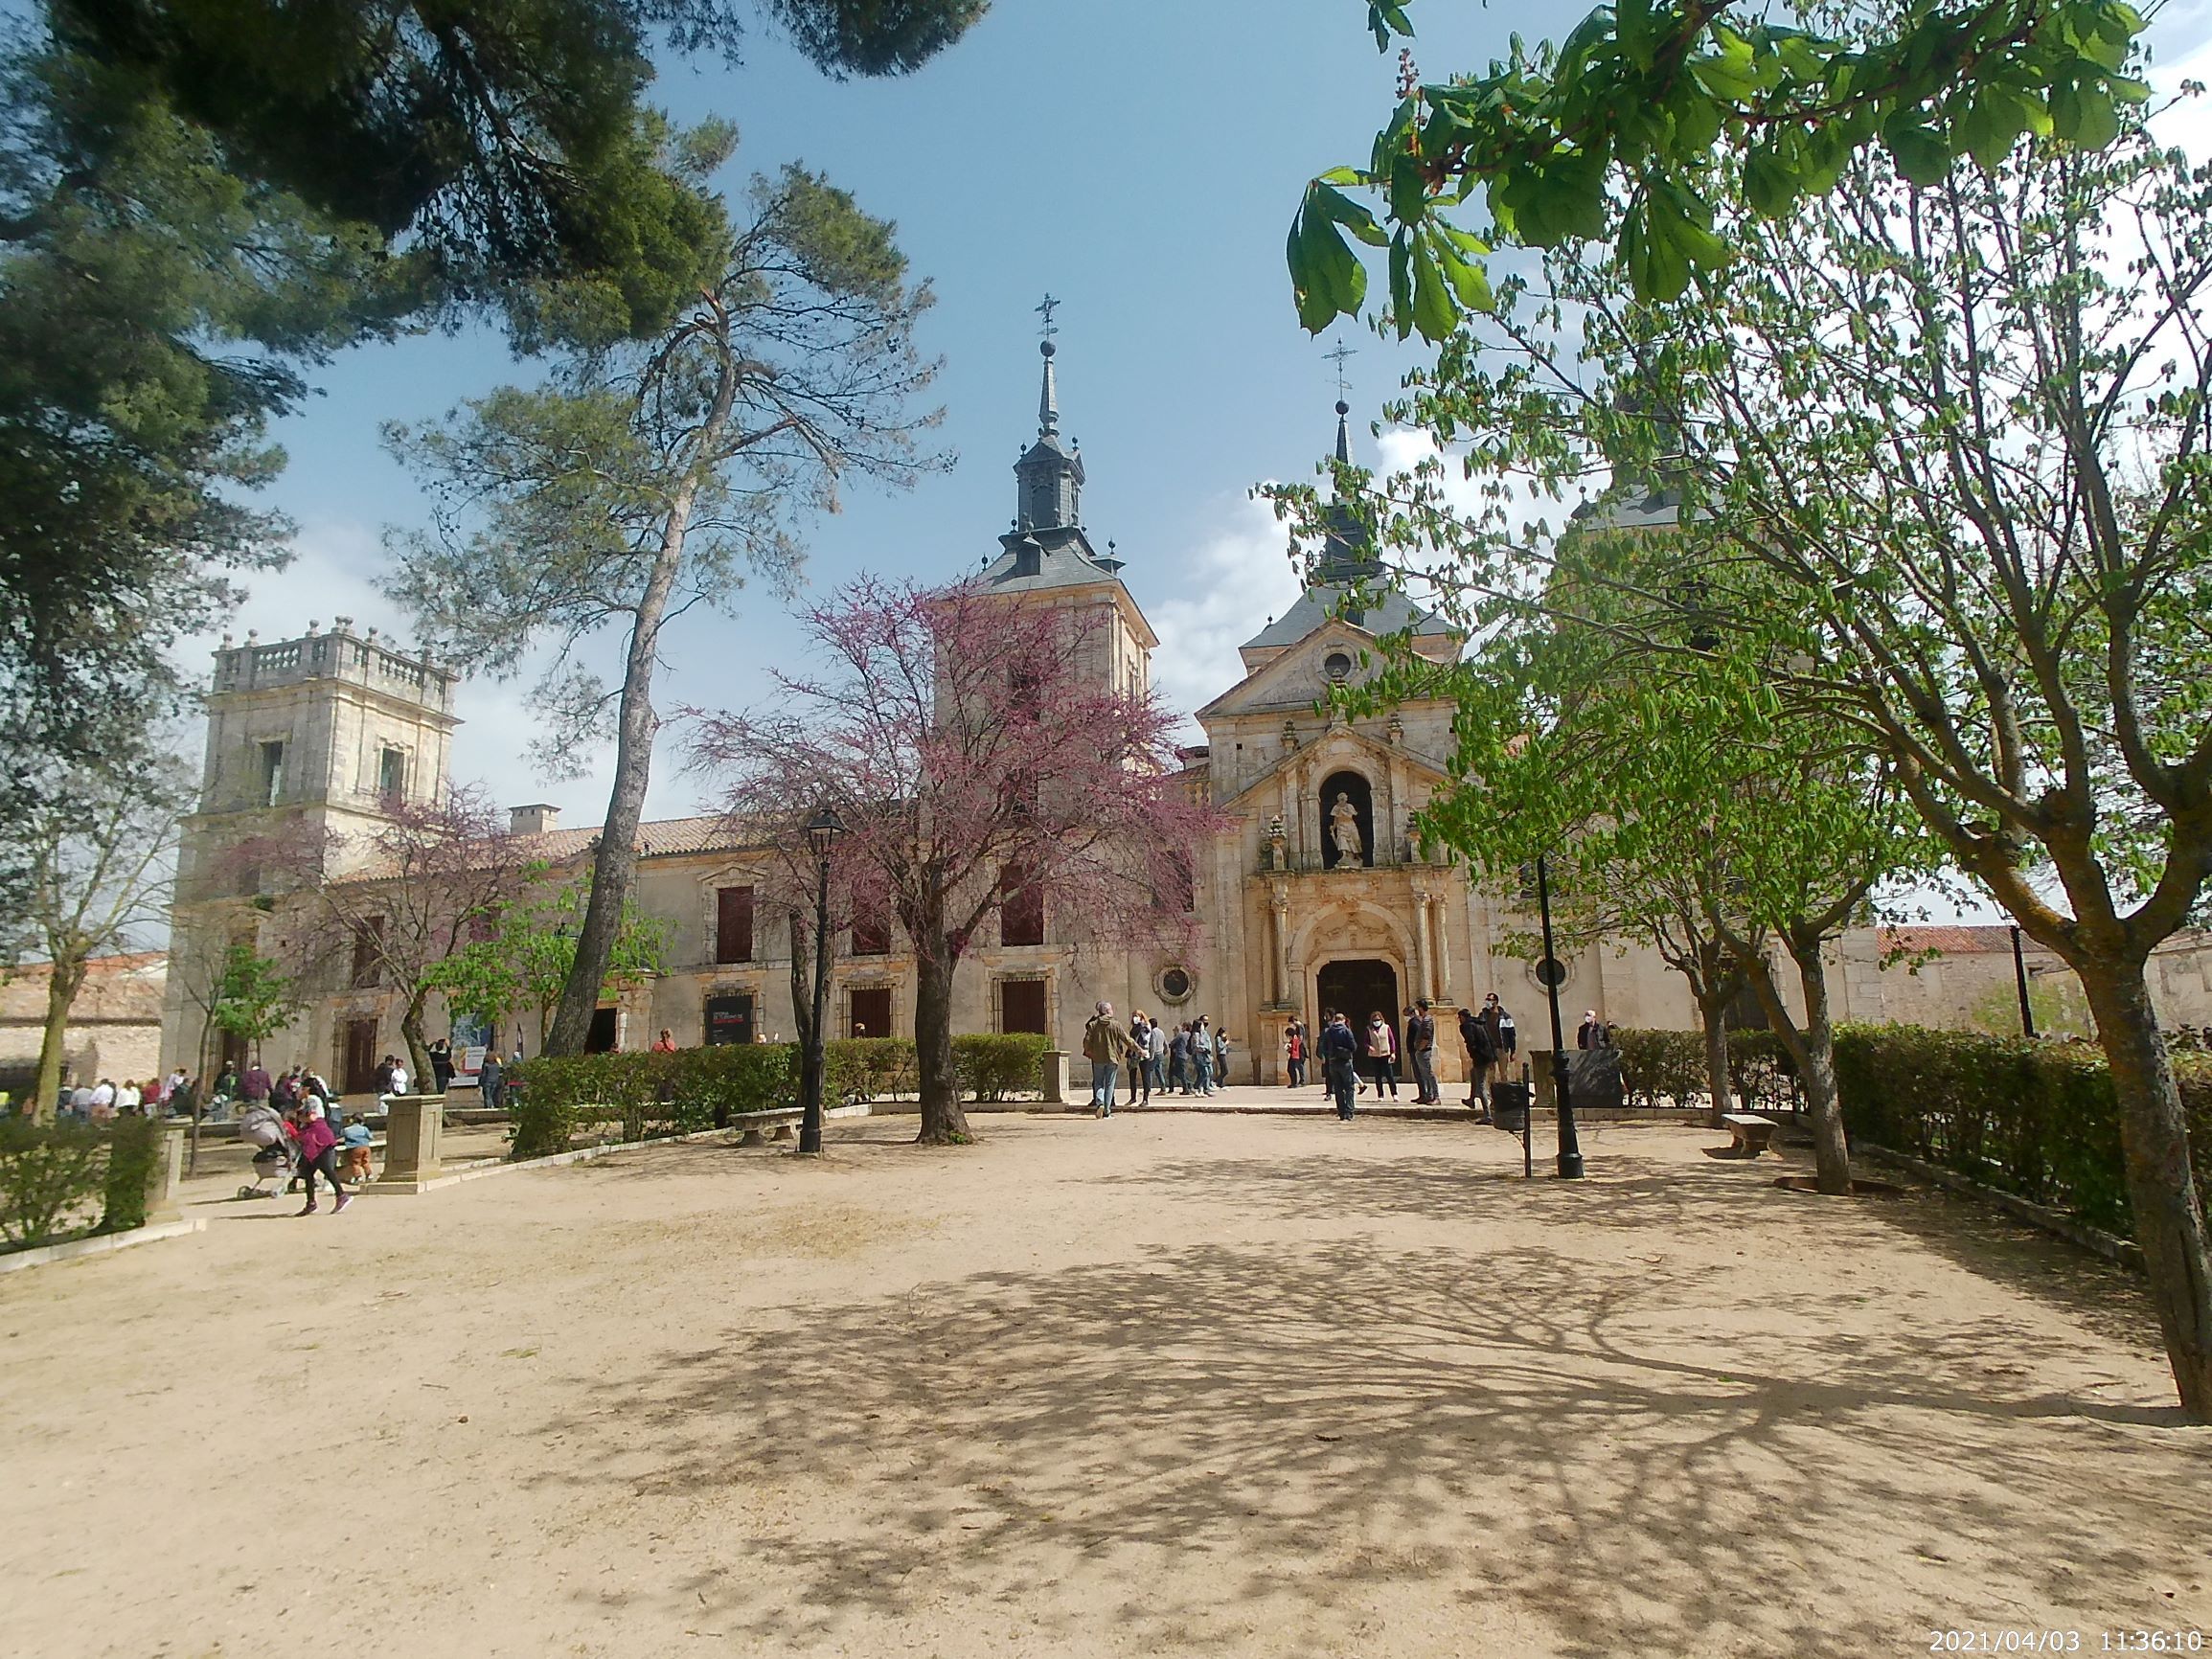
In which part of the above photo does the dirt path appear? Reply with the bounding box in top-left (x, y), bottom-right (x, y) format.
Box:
top-left (3, 1113), bottom-right (2205, 1658)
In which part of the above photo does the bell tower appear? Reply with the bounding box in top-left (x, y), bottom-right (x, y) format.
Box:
top-left (159, 619), bottom-right (461, 1073)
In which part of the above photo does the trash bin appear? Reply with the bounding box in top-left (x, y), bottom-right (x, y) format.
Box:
top-left (1491, 1080), bottom-right (1530, 1134)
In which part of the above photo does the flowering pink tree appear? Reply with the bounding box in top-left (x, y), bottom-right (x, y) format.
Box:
top-left (695, 577), bottom-right (1220, 1145)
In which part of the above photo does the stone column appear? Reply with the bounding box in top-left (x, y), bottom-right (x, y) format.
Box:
top-left (1411, 885), bottom-right (1431, 1007)
top-left (377, 1094), bottom-right (446, 1192)
top-left (1435, 893), bottom-right (1455, 1003)
top-left (1038, 1051), bottom-right (1070, 1105)
top-left (146, 1125), bottom-right (188, 1225)
top-left (1269, 881), bottom-right (1291, 1008)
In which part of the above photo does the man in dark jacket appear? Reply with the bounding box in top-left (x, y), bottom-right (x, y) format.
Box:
top-left (1460, 1007), bottom-right (1494, 1111)
top-left (1320, 1011), bottom-right (1360, 1122)
top-left (1406, 999), bottom-right (1440, 1104)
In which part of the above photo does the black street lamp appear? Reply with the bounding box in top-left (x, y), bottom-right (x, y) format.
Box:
top-left (1535, 853), bottom-right (1585, 1180)
top-left (798, 805), bottom-right (845, 1155)
top-left (2010, 924), bottom-right (2038, 1040)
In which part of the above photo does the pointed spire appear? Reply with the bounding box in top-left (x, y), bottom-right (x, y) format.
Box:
top-left (1039, 339), bottom-right (1060, 436)
top-left (1334, 398), bottom-right (1352, 466)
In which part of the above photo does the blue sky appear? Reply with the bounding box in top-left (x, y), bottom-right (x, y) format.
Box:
top-left (204, 0), bottom-right (2212, 893)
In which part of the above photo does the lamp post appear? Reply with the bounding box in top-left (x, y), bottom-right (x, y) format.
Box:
top-left (798, 806), bottom-right (845, 1155)
top-left (2010, 924), bottom-right (2038, 1040)
top-left (1535, 853), bottom-right (1585, 1180)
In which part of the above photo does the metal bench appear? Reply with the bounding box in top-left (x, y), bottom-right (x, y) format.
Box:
top-left (1710, 1113), bottom-right (1779, 1159)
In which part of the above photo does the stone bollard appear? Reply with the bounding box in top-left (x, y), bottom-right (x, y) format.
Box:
top-left (1530, 1053), bottom-right (1557, 1113)
top-left (376, 1094), bottom-right (447, 1193)
top-left (1038, 1050), bottom-right (1070, 1106)
top-left (146, 1125), bottom-right (189, 1225)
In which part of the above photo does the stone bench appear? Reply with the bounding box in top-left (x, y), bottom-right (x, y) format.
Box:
top-left (1711, 1113), bottom-right (1779, 1159)
top-left (729, 1109), bottom-right (801, 1148)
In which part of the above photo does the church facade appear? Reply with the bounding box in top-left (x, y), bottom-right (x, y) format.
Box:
top-left (165, 342), bottom-right (2207, 1097)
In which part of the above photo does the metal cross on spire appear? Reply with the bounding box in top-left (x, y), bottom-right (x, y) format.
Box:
top-left (1036, 292), bottom-right (1061, 344)
top-left (1325, 338), bottom-right (1357, 401)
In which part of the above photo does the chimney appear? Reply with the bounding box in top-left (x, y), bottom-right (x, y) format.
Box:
top-left (510, 804), bottom-right (560, 837)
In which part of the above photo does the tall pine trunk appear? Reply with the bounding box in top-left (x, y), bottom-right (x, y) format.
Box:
top-left (913, 943), bottom-right (970, 1145)
top-left (2078, 960), bottom-right (2212, 1419)
top-left (30, 954), bottom-right (86, 1125)
top-left (1745, 934), bottom-right (1851, 1194)
top-left (546, 356), bottom-right (736, 1055)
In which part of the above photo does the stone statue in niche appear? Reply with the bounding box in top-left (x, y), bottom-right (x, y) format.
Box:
top-left (1330, 792), bottom-right (1366, 867)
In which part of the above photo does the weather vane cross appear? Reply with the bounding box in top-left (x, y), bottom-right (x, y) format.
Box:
top-left (1036, 292), bottom-right (1061, 343)
top-left (1325, 338), bottom-right (1357, 400)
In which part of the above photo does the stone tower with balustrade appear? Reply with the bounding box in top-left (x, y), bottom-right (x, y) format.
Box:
top-left (158, 620), bottom-right (461, 1077)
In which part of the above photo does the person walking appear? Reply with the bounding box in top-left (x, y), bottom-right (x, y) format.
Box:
top-left (290, 1093), bottom-right (353, 1216)
top-left (1284, 1019), bottom-right (1308, 1090)
top-left (1192, 1016), bottom-right (1217, 1096)
top-left (1460, 1005), bottom-right (1494, 1112)
top-left (477, 1049), bottom-right (505, 1113)
top-left (1168, 1024), bottom-right (1190, 1094)
top-left (1406, 999), bottom-right (1441, 1104)
top-left (1320, 1011), bottom-right (1359, 1121)
top-left (1480, 993), bottom-right (1518, 1091)
top-left (1083, 1000), bottom-right (1140, 1118)
top-left (1129, 1012), bottom-right (1154, 1105)
top-left (1145, 1014), bottom-right (1168, 1101)
top-left (1213, 1026), bottom-right (1232, 1090)
top-left (1363, 1011), bottom-right (1400, 1099)
top-left (429, 1036), bottom-right (456, 1092)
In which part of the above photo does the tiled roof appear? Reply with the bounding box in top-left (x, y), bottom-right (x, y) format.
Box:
top-left (1881, 925), bottom-right (2035, 956)
top-left (508, 815), bottom-right (765, 863)
top-left (1242, 583), bottom-right (1455, 652)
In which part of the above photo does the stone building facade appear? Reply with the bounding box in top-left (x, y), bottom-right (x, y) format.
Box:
top-left (154, 347), bottom-right (2212, 1096)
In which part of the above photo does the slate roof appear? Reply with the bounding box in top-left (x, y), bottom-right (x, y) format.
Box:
top-left (1242, 582), bottom-right (1455, 652)
top-left (979, 526), bottom-right (1127, 594)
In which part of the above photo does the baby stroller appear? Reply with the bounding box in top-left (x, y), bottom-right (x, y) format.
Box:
top-left (236, 1102), bottom-right (297, 1200)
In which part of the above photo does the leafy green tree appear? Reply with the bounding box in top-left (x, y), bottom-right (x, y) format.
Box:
top-left (1337, 81), bottom-right (2212, 1410)
top-left (388, 160), bottom-right (945, 1058)
top-left (1287, 0), bottom-right (2150, 330)
top-left (1395, 588), bottom-right (1937, 1192)
top-left (1, 743), bottom-right (186, 1123)
top-left (429, 866), bottom-right (669, 1051)
top-left (207, 943), bottom-right (301, 1061)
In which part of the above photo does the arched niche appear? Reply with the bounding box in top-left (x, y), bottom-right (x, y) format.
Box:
top-left (1320, 769), bottom-right (1375, 869)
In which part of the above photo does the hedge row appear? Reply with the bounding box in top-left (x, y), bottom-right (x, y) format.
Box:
top-left (1831, 1026), bottom-right (2212, 1240)
top-left (1608, 1027), bottom-right (1805, 1115)
top-left (0, 1115), bottom-right (164, 1249)
top-left (509, 1034), bottom-right (1055, 1158)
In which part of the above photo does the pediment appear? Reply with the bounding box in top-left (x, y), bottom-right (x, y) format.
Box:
top-left (1215, 719), bottom-right (1447, 811)
top-left (1197, 620), bottom-right (1395, 725)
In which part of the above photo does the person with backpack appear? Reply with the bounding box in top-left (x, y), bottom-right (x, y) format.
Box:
top-left (1320, 1011), bottom-right (1360, 1121)
top-left (1083, 1000), bottom-right (1141, 1118)
top-left (1167, 1024), bottom-right (1191, 1094)
top-left (1284, 1019), bottom-right (1308, 1090)
top-left (1460, 1006), bottom-right (1495, 1111)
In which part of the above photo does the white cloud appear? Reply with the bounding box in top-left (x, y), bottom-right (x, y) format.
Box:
top-left (1141, 489), bottom-right (1307, 740)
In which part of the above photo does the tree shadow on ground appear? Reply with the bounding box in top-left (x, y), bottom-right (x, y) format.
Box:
top-left (528, 1162), bottom-right (2206, 1655)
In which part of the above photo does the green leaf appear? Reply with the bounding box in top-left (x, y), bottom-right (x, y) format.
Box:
top-left (1288, 196), bottom-right (1367, 333)
top-left (1744, 146), bottom-right (1799, 216)
top-left (1881, 118), bottom-right (1952, 186)
top-left (1389, 152), bottom-right (1431, 226)
top-left (2067, 84), bottom-right (2120, 149)
top-left (1388, 232), bottom-right (1413, 338)
top-left (1313, 181), bottom-right (1391, 247)
top-left (1410, 232), bottom-right (1457, 342)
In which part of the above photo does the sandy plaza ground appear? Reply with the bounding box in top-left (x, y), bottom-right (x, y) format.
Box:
top-left (3, 1104), bottom-right (2208, 1659)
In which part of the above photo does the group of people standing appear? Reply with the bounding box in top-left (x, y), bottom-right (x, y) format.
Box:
top-left (1081, 1003), bottom-right (1232, 1116)
top-left (1287, 994), bottom-right (1526, 1122)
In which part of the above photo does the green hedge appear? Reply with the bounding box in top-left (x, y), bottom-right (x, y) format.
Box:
top-left (1609, 1026), bottom-right (1803, 1113)
top-left (1832, 1025), bottom-right (2212, 1239)
top-left (953, 1033), bottom-right (1053, 1102)
top-left (508, 1034), bottom-right (1053, 1157)
top-left (0, 1118), bottom-right (164, 1249)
